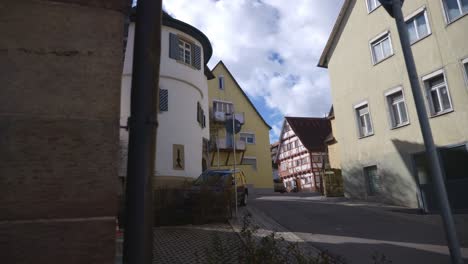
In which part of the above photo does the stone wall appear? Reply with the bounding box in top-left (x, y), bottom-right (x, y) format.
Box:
top-left (0, 0), bottom-right (126, 263)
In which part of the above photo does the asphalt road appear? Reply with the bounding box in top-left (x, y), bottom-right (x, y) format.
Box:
top-left (250, 192), bottom-right (468, 264)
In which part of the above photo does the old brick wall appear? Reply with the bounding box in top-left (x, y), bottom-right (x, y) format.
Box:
top-left (0, 0), bottom-right (126, 263)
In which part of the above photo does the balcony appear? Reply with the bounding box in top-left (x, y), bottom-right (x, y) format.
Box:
top-left (212, 111), bottom-right (245, 124)
top-left (215, 138), bottom-right (246, 151)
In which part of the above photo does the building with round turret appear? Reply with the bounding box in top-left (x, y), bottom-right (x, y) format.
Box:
top-left (120, 10), bottom-right (214, 187)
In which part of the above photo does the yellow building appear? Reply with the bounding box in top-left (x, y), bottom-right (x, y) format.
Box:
top-left (208, 61), bottom-right (273, 193)
top-left (325, 106), bottom-right (341, 170)
top-left (318, 0), bottom-right (468, 210)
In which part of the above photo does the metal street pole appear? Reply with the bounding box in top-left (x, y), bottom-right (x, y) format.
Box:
top-left (231, 108), bottom-right (238, 217)
top-left (123, 1), bottom-right (162, 263)
top-left (388, 1), bottom-right (463, 263)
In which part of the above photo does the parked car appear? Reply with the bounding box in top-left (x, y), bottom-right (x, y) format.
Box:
top-left (273, 178), bottom-right (286, 193)
top-left (191, 169), bottom-right (248, 206)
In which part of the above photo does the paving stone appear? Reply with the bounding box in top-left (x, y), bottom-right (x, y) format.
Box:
top-left (153, 224), bottom-right (243, 264)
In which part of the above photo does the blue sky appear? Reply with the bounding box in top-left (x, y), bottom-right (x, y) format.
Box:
top-left (163, 0), bottom-right (344, 143)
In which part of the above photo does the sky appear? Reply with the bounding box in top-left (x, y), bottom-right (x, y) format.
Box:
top-left (162, 0), bottom-right (345, 143)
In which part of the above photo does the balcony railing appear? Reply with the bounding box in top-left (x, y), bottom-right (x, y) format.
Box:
top-left (215, 138), bottom-right (246, 151)
top-left (212, 111), bottom-right (245, 124)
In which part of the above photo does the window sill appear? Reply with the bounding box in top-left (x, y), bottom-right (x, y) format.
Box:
top-left (175, 59), bottom-right (199, 71)
top-left (446, 12), bottom-right (468, 26)
top-left (390, 122), bottom-right (410, 130)
top-left (372, 53), bottom-right (394, 66)
top-left (410, 33), bottom-right (431, 46)
top-left (429, 109), bottom-right (454, 118)
top-left (358, 133), bottom-right (375, 139)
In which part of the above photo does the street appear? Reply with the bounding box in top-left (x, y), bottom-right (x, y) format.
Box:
top-left (250, 192), bottom-right (468, 264)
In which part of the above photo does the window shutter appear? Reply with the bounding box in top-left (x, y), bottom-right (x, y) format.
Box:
top-left (159, 89), bottom-right (168, 112)
top-left (192, 44), bottom-right (201, 70)
top-left (197, 102), bottom-right (201, 123)
top-left (169, 33), bottom-right (179, 60)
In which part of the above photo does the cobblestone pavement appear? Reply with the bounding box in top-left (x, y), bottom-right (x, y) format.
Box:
top-left (153, 224), bottom-right (243, 264)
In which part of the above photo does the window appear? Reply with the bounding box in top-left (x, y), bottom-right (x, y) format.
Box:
top-left (178, 38), bottom-right (191, 65)
top-left (243, 157), bottom-right (257, 170)
top-left (197, 102), bottom-right (206, 128)
top-left (365, 166), bottom-right (381, 195)
top-left (281, 163), bottom-right (287, 171)
top-left (355, 103), bottom-right (374, 137)
top-left (159, 89), bottom-right (168, 112)
top-left (169, 33), bottom-right (202, 70)
top-left (366, 0), bottom-right (381, 12)
top-left (213, 101), bottom-right (233, 114)
top-left (405, 9), bottom-right (431, 44)
top-left (386, 89), bottom-right (409, 128)
top-left (218, 75), bottom-right (225, 90)
top-left (422, 71), bottom-right (453, 115)
top-left (370, 32), bottom-right (393, 64)
top-left (240, 133), bottom-right (255, 144)
top-left (463, 58), bottom-right (468, 87)
top-left (442, 0), bottom-right (468, 23)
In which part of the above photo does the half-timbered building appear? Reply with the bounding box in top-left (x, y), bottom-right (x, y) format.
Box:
top-left (276, 117), bottom-right (331, 192)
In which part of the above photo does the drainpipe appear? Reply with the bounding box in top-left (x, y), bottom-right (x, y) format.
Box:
top-left (123, 1), bottom-right (162, 263)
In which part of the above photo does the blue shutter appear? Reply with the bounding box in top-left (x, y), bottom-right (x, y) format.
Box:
top-left (192, 44), bottom-right (201, 70)
top-left (169, 33), bottom-right (179, 60)
top-left (159, 89), bottom-right (168, 112)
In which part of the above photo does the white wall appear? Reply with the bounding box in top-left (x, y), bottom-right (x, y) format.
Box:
top-left (120, 23), bottom-right (210, 179)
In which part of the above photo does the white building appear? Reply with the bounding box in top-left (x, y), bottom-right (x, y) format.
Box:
top-left (120, 10), bottom-right (214, 187)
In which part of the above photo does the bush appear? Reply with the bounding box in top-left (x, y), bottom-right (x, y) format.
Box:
top-left (202, 213), bottom-right (392, 264)
top-left (153, 184), bottom-right (234, 226)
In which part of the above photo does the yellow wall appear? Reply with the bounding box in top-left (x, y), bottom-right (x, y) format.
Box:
top-left (325, 0), bottom-right (468, 207)
top-left (208, 62), bottom-right (273, 190)
top-left (328, 117), bottom-right (341, 169)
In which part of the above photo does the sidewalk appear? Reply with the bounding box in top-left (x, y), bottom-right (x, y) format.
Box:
top-left (115, 223), bottom-right (243, 264)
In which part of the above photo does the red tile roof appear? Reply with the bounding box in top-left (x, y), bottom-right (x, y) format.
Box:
top-left (285, 117), bottom-right (331, 152)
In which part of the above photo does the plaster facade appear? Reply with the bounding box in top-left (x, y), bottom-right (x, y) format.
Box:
top-left (320, 0), bottom-right (468, 208)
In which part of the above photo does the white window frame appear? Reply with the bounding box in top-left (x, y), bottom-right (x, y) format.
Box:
top-left (404, 7), bottom-right (431, 44)
top-left (218, 75), bottom-right (225, 90)
top-left (178, 38), bottom-right (192, 65)
top-left (354, 101), bottom-right (374, 138)
top-left (213, 100), bottom-right (233, 114)
top-left (366, 0), bottom-right (381, 13)
top-left (240, 132), bottom-right (256, 144)
top-left (369, 31), bottom-right (394, 65)
top-left (441, 0), bottom-right (468, 24)
top-left (422, 69), bottom-right (454, 116)
top-left (385, 87), bottom-right (410, 128)
top-left (462, 57), bottom-right (468, 89)
top-left (243, 156), bottom-right (257, 170)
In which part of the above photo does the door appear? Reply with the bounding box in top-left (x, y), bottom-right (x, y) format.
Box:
top-left (365, 166), bottom-right (381, 196)
top-left (414, 144), bottom-right (468, 212)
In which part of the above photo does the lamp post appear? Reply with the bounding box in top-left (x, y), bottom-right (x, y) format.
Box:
top-left (378, 1), bottom-right (462, 263)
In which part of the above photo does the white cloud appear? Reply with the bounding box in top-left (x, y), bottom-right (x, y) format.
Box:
top-left (163, 0), bottom-right (343, 141)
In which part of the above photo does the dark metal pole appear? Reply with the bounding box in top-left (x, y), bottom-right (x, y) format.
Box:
top-left (391, 1), bottom-right (463, 263)
top-left (123, 0), bottom-right (162, 263)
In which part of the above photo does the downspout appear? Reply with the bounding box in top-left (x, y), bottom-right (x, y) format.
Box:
top-left (123, 1), bottom-right (162, 263)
